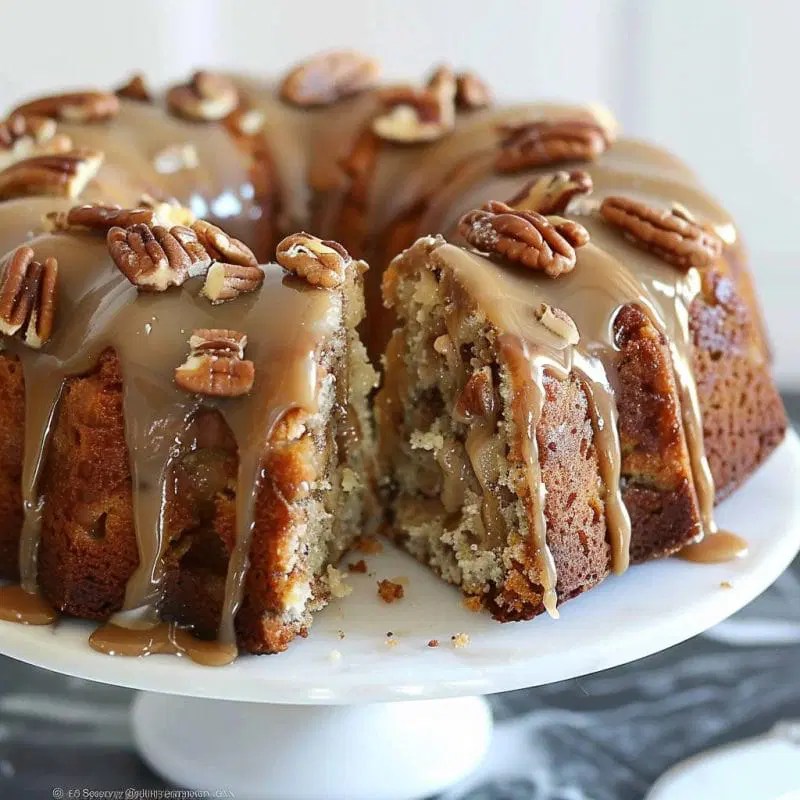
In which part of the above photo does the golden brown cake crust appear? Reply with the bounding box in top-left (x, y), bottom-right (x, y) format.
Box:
top-left (0, 354), bottom-right (24, 581)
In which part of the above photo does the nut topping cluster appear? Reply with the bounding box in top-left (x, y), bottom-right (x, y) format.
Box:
top-left (11, 91), bottom-right (119, 123)
top-left (0, 114), bottom-right (73, 170)
top-left (107, 223), bottom-right (211, 292)
top-left (115, 74), bottom-right (152, 103)
top-left (0, 246), bottom-right (58, 349)
top-left (280, 51), bottom-right (381, 107)
top-left (276, 232), bottom-right (353, 289)
top-left (495, 119), bottom-right (611, 173)
top-left (167, 71), bottom-right (240, 122)
top-left (599, 195), bottom-right (723, 270)
top-left (175, 328), bottom-right (254, 397)
top-left (506, 170), bottom-right (593, 216)
top-left (458, 200), bottom-right (589, 277)
top-left (0, 149), bottom-right (104, 201)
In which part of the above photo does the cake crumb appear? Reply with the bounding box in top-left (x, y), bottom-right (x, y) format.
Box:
top-left (427, 639), bottom-right (439, 648)
top-left (377, 579), bottom-right (405, 603)
top-left (355, 536), bottom-right (383, 554)
top-left (326, 565), bottom-right (352, 598)
top-left (385, 634), bottom-right (398, 649)
top-left (337, 629), bottom-right (345, 640)
top-left (720, 580), bottom-right (733, 589)
top-left (348, 559), bottom-right (368, 573)
top-left (328, 649), bottom-right (342, 663)
top-left (451, 632), bottom-right (470, 649)
top-left (462, 596), bottom-right (483, 613)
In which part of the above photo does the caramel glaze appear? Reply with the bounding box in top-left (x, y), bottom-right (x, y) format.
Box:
top-left (678, 530), bottom-right (748, 564)
top-left (0, 584), bottom-right (57, 625)
top-left (90, 621), bottom-right (237, 666)
top-left (0, 74), bottom-right (747, 659)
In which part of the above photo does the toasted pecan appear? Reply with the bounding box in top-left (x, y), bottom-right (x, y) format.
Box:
top-left (458, 200), bottom-right (589, 277)
top-left (280, 51), bottom-right (381, 107)
top-left (454, 367), bottom-right (495, 422)
top-left (506, 170), bottom-right (593, 215)
top-left (167, 71), bottom-right (240, 121)
top-left (202, 261), bottom-right (264, 304)
top-left (0, 114), bottom-right (73, 169)
top-left (115, 74), bottom-right (152, 102)
top-left (0, 246), bottom-right (58, 348)
top-left (107, 223), bottom-right (211, 291)
top-left (11, 91), bottom-right (119, 123)
top-left (191, 219), bottom-right (258, 269)
top-left (0, 149), bottom-right (103, 200)
top-left (496, 120), bottom-right (610, 173)
top-left (276, 232), bottom-right (352, 288)
top-left (599, 195), bottom-right (723, 269)
top-left (455, 71), bottom-right (492, 110)
top-left (175, 328), bottom-right (254, 397)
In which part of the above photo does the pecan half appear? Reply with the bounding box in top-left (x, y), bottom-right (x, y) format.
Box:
top-left (11, 91), bottom-right (119, 123)
top-left (496, 120), bottom-right (610, 173)
top-left (458, 201), bottom-right (589, 277)
top-left (372, 86), bottom-right (451, 143)
top-left (454, 367), bottom-right (495, 422)
top-left (455, 71), bottom-right (492, 110)
top-left (191, 219), bottom-right (258, 269)
top-left (599, 195), bottom-right (723, 270)
top-left (115, 74), bottom-right (152, 102)
top-left (0, 149), bottom-right (103, 201)
top-left (276, 232), bottom-right (351, 289)
top-left (107, 223), bottom-right (211, 291)
top-left (167, 72), bottom-right (239, 122)
top-left (0, 114), bottom-right (73, 169)
top-left (280, 50), bottom-right (381, 107)
top-left (506, 170), bottom-right (593, 215)
top-left (0, 246), bottom-right (58, 348)
top-left (202, 261), bottom-right (264, 304)
top-left (175, 329), bottom-right (254, 397)
top-left (534, 303), bottom-right (580, 346)
top-left (58, 203), bottom-right (156, 231)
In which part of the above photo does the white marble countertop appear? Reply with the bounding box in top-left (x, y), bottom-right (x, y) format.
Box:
top-left (1, 401), bottom-right (798, 800)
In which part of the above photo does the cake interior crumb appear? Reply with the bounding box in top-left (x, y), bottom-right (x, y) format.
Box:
top-left (377, 579), bottom-right (405, 603)
top-left (451, 632), bottom-right (470, 648)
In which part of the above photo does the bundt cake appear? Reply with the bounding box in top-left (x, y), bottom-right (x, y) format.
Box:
top-left (0, 52), bottom-right (787, 661)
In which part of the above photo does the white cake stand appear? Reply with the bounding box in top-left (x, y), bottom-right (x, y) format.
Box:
top-left (2, 431), bottom-right (799, 800)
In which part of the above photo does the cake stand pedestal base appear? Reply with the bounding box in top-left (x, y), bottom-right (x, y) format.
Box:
top-left (132, 691), bottom-right (493, 800)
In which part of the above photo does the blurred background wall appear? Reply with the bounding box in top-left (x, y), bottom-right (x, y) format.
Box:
top-left (0, 0), bottom-right (796, 385)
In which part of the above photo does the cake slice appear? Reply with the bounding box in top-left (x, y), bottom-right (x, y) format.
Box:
top-left (376, 197), bottom-right (786, 619)
top-left (0, 213), bottom-right (376, 656)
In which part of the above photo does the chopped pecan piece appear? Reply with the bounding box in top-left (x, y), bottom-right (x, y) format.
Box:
top-left (534, 303), bottom-right (580, 346)
top-left (276, 232), bottom-right (351, 289)
top-left (0, 114), bottom-right (73, 169)
top-left (191, 219), bottom-right (258, 268)
top-left (455, 71), bottom-right (492, 110)
top-left (167, 71), bottom-right (239, 122)
top-left (454, 367), bottom-right (495, 422)
top-left (0, 149), bottom-right (103, 200)
top-left (506, 170), bottom-right (593, 215)
top-left (115, 74), bottom-right (152, 102)
top-left (11, 91), bottom-right (119, 123)
top-left (496, 119), bottom-right (611, 173)
top-left (458, 200), bottom-right (589, 277)
top-left (599, 195), bottom-right (723, 269)
top-left (280, 50), bottom-right (381, 107)
top-left (0, 246), bottom-right (58, 348)
top-left (175, 328), bottom-right (254, 397)
top-left (202, 261), bottom-right (264, 304)
top-left (107, 223), bottom-right (211, 291)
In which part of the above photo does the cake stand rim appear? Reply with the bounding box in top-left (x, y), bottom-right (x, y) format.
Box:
top-left (1, 430), bottom-right (798, 705)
